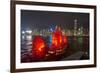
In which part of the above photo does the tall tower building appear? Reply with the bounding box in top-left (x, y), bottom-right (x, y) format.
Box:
top-left (74, 19), bottom-right (78, 36)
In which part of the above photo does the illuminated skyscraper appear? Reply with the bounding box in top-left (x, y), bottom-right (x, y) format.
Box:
top-left (74, 19), bottom-right (78, 36)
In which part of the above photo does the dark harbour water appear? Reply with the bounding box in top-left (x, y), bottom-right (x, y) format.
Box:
top-left (21, 36), bottom-right (89, 62)
top-left (68, 36), bottom-right (89, 53)
top-left (61, 36), bottom-right (89, 60)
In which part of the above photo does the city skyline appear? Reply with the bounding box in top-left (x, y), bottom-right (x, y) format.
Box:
top-left (21, 10), bottom-right (89, 31)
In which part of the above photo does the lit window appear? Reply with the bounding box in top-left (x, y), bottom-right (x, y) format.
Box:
top-left (26, 30), bottom-right (32, 34)
top-left (22, 31), bottom-right (25, 34)
top-left (26, 35), bottom-right (32, 40)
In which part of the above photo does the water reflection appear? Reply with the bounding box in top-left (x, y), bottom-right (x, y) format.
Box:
top-left (21, 35), bottom-right (89, 63)
top-left (67, 36), bottom-right (89, 60)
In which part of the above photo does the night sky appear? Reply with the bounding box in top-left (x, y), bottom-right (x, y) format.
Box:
top-left (21, 10), bottom-right (89, 30)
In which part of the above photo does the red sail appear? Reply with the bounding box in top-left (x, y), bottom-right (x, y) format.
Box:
top-left (32, 36), bottom-right (46, 60)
